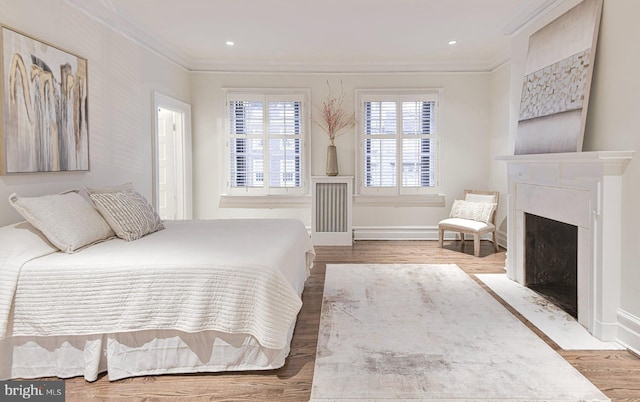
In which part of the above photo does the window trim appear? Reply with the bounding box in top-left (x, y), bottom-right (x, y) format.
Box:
top-left (355, 88), bottom-right (443, 198)
top-left (223, 88), bottom-right (311, 198)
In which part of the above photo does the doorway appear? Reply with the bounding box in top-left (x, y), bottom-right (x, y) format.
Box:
top-left (153, 92), bottom-right (192, 220)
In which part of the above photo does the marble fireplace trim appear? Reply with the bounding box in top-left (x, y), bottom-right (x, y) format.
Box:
top-left (497, 151), bottom-right (633, 341)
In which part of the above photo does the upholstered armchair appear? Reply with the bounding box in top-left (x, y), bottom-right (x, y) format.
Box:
top-left (438, 190), bottom-right (499, 257)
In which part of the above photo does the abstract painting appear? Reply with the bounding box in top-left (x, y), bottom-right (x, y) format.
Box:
top-left (514, 0), bottom-right (602, 155)
top-left (1, 26), bottom-right (88, 174)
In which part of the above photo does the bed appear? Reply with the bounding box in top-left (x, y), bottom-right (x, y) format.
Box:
top-left (0, 186), bottom-right (315, 381)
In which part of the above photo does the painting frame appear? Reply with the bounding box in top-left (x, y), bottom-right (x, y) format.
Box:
top-left (0, 25), bottom-right (89, 174)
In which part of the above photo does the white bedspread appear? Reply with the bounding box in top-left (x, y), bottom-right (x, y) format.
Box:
top-left (3, 219), bottom-right (314, 350)
top-left (0, 222), bottom-right (58, 338)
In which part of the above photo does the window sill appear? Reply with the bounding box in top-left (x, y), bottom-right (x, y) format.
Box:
top-left (220, 194), bottom-right (311, 208)
top-left (354, 194), bottom-right (445, 207)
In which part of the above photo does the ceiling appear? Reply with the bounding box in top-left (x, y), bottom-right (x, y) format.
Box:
top-left (65, 0), bottom-right (563, 73)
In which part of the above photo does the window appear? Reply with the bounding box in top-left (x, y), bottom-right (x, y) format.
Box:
top-left (357, 90), bottom-right (440, 196)
top-left (226, 90), bottom-right (308, 195)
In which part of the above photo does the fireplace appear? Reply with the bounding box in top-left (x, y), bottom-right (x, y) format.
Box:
top-left (497, 151), bottom-right (633, 341)
top-left (525, 213), bottom-right (577, 318)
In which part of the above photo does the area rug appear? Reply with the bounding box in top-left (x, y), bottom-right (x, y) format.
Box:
top-left (310, 264), bottom-right (609, 401)
top-left (475, 273), bottom-right (624, 350)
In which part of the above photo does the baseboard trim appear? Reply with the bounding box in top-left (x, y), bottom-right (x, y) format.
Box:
top-left (496, 230), bottom-right (507, 249)
top-left (353, 226), bottom-right (506, 245)
top-left (354, 226), bottom-right (439, 241)
top-left (617, 309), bottom-right (640, 355)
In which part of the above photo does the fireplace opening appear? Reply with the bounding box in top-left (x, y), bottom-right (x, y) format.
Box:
top-left (524, 213), bottom-right (578, 318)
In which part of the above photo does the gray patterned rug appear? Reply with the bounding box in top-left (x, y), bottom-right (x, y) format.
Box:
top-left (310, 264), bottom-right (609, 401)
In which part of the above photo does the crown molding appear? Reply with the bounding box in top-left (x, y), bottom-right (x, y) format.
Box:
top-left (64, 0), bottom-right (191, 69)
top-left (65, 0), bottom-right (513, 74)
top-left (188, 58), bottom-right (498, 74)
top-left (500, 0), bottom-right (565, 36)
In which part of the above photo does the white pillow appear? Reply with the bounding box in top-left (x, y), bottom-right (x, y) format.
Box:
top-left (449, 199), bottom-right (497, 224)
top-left (9, 190), bottom-right (115, 253)
top-left (86, 183), bottom-right (164, 241)
top-left (465, 193), bottom-right (497, 204)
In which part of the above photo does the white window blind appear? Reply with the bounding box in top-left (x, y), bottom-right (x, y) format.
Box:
top-left (358, 91), bottom-right (439, 196)
top-left (227, 92), bottom-right (307, 195)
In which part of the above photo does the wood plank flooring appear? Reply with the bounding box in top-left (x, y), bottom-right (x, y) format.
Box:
top-left (61, 240), bottom-right (640, 401)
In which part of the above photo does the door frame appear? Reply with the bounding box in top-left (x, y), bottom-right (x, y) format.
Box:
top-left (152, 92), bottom-right (193, 219)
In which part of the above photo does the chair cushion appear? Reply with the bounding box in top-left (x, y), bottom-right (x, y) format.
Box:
top-left (439, 218), bottom-right (495, 233)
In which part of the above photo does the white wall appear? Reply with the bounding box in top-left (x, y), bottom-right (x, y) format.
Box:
top-left (0, 0), bottom-right (190, 226)
top-left (488, 63), bottom-right (511, 242)
top-left (585, 0), bottom-right (640, 320)
top-left (190, 72), bottom-right (493, 229)
top-left (504, 0), bottom-right (640, 324)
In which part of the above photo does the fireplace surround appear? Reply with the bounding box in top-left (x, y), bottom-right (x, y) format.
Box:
top-left (498, 151), bottom-right (633, 341)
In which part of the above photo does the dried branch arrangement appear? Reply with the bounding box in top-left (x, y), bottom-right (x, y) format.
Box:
top-left (315, 81), bottom-right (355, 143)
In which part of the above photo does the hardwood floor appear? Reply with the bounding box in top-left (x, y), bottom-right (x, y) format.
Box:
top-left (63, 240), bottom-right (640, 401)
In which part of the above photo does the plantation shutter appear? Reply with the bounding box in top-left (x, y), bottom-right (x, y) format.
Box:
top-left (227, 92), bottom-right (305, 195)
top-left (229, 99), bottom-right (264, 188)
top-left (267, 99), bottom-right (302, 188)
top-left (360, 92), bottom-right (438, 195)
top-left (401, 100), bottom-right (436, 189)
top-left (364, 100), bottom-right (397, 188)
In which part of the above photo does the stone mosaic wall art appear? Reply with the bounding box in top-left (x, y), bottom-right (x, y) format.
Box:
top-left (519, 49), bottom-right (591, 121)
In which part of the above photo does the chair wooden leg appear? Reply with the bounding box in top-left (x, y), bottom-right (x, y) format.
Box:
top-left (438, 228), bottom-right (444, 248)
top-left (459, 232), bottom-right (465, 242)
top-left (473, 234), bottom-right (480, 257)
top-left (493, 231), bottom-right (499, 252)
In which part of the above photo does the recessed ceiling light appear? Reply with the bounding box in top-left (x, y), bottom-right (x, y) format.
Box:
top-left (448, 40), bottom-right (457, 45)
top-left (226, 41), bottom-right (235, 46)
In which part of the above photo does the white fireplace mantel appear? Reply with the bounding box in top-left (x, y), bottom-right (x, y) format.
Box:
top-left (497, 151), bottom-right (634, 341)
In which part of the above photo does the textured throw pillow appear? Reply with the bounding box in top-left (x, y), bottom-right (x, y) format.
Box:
top-left (86, 183), bottom-right (164, 241)
top-left (465, 193), bottom-right (497, 204)
top-left (449, 200), bottom-right (497, 224)
top-left (9, 190), bottom-right (115, 253)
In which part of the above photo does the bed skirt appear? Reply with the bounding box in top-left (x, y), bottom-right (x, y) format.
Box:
top-left (0, 322), bottom-right (296, 381)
